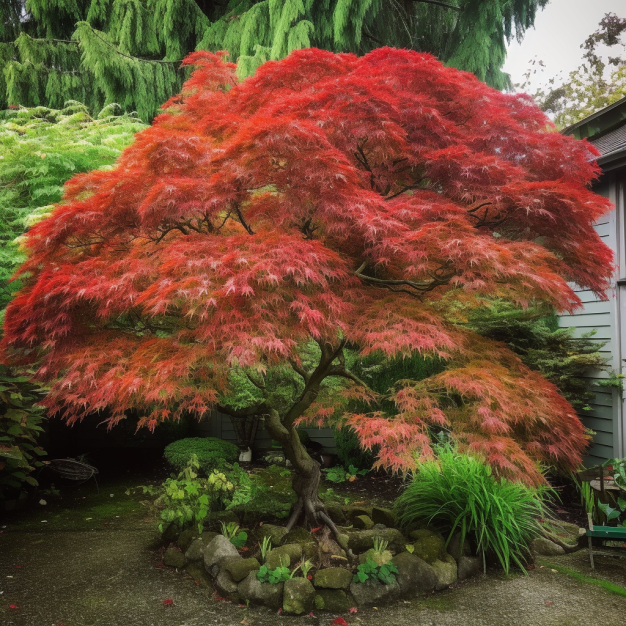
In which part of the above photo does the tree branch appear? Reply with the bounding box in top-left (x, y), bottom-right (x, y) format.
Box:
top-left (409, 0), bottom-right (462, 12)
top-left (355, 261), bottom-right (455, 295)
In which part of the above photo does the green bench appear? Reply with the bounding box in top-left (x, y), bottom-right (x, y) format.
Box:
top-left (586, 514), bottom-right (626, 569)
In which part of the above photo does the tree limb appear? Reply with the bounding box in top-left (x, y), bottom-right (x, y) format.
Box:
top-left (409, 0), bottom-right (462, 11)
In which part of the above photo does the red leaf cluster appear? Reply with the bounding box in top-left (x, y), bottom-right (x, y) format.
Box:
top-left (1, 48), bottom-right (613, 483)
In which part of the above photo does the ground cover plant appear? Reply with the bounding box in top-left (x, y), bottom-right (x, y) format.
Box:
top-left (1, 47), bottom-right (613, 540)
top-left (394, 446), bottom-right (550, 573)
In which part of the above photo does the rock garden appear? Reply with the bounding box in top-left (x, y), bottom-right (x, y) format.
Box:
top-left (150, 437), bottom-right (584, 617)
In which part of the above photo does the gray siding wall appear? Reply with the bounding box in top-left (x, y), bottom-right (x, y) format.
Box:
top-left (558, 177), bottom-right (621, 466)
top-left (190, 411), bottom-right (337, 452)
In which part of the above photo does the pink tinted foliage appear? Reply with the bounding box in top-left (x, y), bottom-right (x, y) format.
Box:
top-left (1, 48), bottom-right (613, 484)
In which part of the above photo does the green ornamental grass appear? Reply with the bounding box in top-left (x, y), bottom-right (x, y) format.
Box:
top-left (394, 446), bottom-right (550, 573)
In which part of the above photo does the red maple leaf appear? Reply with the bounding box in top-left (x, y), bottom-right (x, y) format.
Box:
top-left (332, 619), bottom-right (348, 625)
top-left (162, 598), bottom-right (173, 606)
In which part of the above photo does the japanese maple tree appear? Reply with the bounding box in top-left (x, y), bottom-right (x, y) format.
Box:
top-left (1, 48), bottom-right (613, 534)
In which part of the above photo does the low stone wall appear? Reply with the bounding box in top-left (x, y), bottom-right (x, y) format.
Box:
top-left (162, 505), bottom-right (482, 614)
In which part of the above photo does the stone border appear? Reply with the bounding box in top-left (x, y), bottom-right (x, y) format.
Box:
top-left (163, 506), bottom-right (482, 615)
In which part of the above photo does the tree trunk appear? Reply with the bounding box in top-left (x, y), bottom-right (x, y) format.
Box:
top-left (264, 410), bottom-right (338, 533)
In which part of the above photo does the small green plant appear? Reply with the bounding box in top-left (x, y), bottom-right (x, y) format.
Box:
top-left (323, 464), bottom-right (368, 484)
top-left (324, 466), bottom-right (348, 483)
top-left (394, 445), bottom-right (550, 574)
top-left (220, 521), bottom-right (248, 548)
top-left (598, 500), bottom-right (626, 526)
top-left (259, 535), bottom-right (272, 561)
top-left (605, 457), bottom-right (626, 491)
top-left (148, 455), bottom-right (235, 534)
top-left (353, 558), bottom-right (399, 585)
top-left (299, 559), bottom-right (314, 579)
top-left (256, 563), bottom-right (291, 584)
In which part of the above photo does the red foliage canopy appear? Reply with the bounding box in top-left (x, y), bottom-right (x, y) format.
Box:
top-left (2, 48), bottom-right (613, 485)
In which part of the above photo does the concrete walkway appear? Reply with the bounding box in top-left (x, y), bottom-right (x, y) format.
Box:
top-left (1, 526), bottom-right (626, 626)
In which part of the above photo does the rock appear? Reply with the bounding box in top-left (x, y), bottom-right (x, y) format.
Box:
top-left (347, 528), bottom-right (406, 554)
top-left (392, 552), bottom-right (437, 597)
top-left (223, 556), bottom-right (260, 582)
top-left (447, 532), bottom-right (471, 561)
top-left (354, 515), bottom-right (375, 530)
top-left (326, 505), bottom-right (347, 526)
top-left (336, 533), bottom-right (350, 553)
top-left (359, 548), bottom-right (392, 566)
top-left (342, 505), bottom-right (373, 523)
top-left (431, 554), bottom-right (457, 590)
top-left (315, 589), bottom-right (353, 613)
top-left (265, 544), bottom-right (302, 570)
top-left (185, 561), bottom-right (212, 588)
top-left (215, 568), bottom-right (239, 596)
top-left (314, 567), bottom-right (353, 589)
top-left (258, 524), bottom-right (288, 546)
top-left (349, 580), bottom-right (400, 606)
top-left (238, 572), bottom-right (284, 609)
top-left (372, 506), bottom-right (396, 528)
top-left (204, 535), bottom-right (240, 577)
top-left (163, 546), bottom-right (186, 569)
top-left (410, 529), bottom-right (446, 564)
top-left (282, 527), bottom-right (314, 545)
top-left (283, 578), bottom-right (316, 615)
top-left (457, 555), bottom-right (482, 580)
top-left (530, 537), bottom-right (565, 557)
top-left (185, 532), bottom-right (219, 561)
top-left (178, 528), bottom-right (200, 553)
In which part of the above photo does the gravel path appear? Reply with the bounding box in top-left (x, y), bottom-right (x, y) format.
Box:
top-left (1, 527), bottom-right (626, 626)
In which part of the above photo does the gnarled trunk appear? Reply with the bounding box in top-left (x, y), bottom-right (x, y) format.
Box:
top-left (264, 409), bottom-right (339, 535)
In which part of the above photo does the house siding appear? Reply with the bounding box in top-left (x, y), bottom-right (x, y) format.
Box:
top-left (189, 411), bottom-right (337, 452)
top-left (558, 176), bottom-right (623, 466)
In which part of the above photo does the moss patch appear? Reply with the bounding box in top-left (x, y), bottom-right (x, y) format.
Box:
top-left (537, 560), bottom-right (626, 598)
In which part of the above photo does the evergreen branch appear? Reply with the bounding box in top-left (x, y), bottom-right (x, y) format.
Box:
top-left (409, 0), bottom-right (462, 10)
top-left (80, 24), bottom-right (184, 66)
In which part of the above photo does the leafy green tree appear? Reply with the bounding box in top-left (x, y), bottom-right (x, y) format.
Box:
top-left (1, 0), bottom-right (549, 119)
top-left (0, 102), bottom-right (146, 317)
top-left (521, 12), bottom-right (626, 128)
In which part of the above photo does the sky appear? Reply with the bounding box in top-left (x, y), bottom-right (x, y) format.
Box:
top-left (503, 0), bottom-right (625, 91)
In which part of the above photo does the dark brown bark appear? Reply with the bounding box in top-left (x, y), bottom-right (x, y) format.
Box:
top-left (264, 409), bottom-right (341, 538)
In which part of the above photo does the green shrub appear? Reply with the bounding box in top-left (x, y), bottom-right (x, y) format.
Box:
top-left (146, 455), bottom-right (235, 534)
top-left (164, 437), bottom-right (239, 475)
top-left (334, 427), bottom-right (377, 471)
top-left (0, 103), bottom-right (146, 315)
top-left (0, 365), bottom-right (47, 498)
top-left (469, 303), bottom-right (609, 412)
top-left (394, 446), bottom-right (549, 573)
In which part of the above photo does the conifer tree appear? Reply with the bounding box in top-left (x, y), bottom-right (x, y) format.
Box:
top-left (1, 0), bottom-right (549, 119)
top-left (2, 49), bottom-right (612, 531)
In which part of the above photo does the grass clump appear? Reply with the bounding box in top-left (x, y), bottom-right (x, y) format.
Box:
top-left (164, 437), bottom-right (239, 475)
top-left (394, 445), bottom-right (549, 573)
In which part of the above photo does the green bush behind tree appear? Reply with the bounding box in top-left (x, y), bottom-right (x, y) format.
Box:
top-left (0, 102), bottom-right (146, 318)
top-left (164, 437), bottom-right (240, 475)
